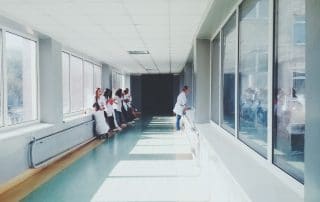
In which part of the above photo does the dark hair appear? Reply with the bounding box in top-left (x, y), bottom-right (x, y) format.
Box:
top-left (115, 88), bottom-right (122, 97)
top-left (124, 88), bottom-right (129, 94)
top-left (93, 88), bottom-right (101, 110)
top-left (182, 86), bottom-right (189, 91)
top-left (104, 88), bottom-right (112, 99)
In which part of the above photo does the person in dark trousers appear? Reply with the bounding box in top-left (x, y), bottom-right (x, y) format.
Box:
top-left (123, 88), bottom-right (135, 122)
top-left (114, 89), bottom-right (127, 128)
top-left (104, 88), bottom-right (121, 131)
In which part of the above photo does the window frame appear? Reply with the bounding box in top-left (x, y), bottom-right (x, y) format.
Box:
top-left (0, 26), bottom-right (40, 130)
top-left (272, 0), bottom-right (306, 184)
top-left (62, 49), bottom-right (102, 118)
top-left (220, 11), bottom-right (238, 135)
top-left (208, 0), bottom-right (304, 186)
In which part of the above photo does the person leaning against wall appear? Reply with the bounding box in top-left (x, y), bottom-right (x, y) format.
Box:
top-left (173, 85), bottom-right (191, 131)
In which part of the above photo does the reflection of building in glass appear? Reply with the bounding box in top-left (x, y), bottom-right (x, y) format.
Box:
top-left (238, 0), bottom-right (269, 156)
top-left (274, 0), bottom-right (305, 183)
top-left (222, 13), bottom-right (237, 131)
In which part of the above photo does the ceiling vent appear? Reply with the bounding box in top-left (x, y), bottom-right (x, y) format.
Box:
top-left (128, 50), bottom-right (150, 55)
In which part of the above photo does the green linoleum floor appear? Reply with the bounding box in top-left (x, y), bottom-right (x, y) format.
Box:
top-left (22, 116), bottom-right (208, 202)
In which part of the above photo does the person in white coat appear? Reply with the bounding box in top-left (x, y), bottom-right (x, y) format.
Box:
top-left (173, 86), bottom-right (190, 130)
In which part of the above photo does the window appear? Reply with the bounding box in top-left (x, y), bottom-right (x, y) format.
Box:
top-left (221, 13), bottom-right (237, 133)
top-left (62, 52), bottom-right (70, 114)
top-left (238, 0), bottom-right (269, 157)
top-left (94, 65), bottom-right (102, 90)
top-left (211, 34), bottom-right (220, 124)
top-left (0, 30), bottom-right (2, 127)
top-left (5, 32), bottom-right (37, 126)
top-left (84, 61), bottom-right (94, 110)
top-left (62, 52), bottom-right (102, 116)
top-left (293, 16), bottom-right (306, 45)
top-left (70, 55), bottom-right (83, 113)
top-left (273, 0), bottom-right (305, 183)
top-left (112, 71), bottom-right (124, 92)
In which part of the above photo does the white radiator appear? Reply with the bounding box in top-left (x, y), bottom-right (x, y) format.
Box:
top-left (29, 120), bottom-right (94, 168)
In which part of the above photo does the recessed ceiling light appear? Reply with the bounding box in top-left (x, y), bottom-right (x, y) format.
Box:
top-left (128, 50), bottom-right (150, 55)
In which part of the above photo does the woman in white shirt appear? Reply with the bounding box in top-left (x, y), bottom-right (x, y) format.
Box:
top-left (93, 88), bottom-right (106, 111)
top-left (104, 88), bottom-right (121, 131)
top-left (173, 86), bottom-right (190, 130)
top-left (114, 88), bottom-right (126, 127)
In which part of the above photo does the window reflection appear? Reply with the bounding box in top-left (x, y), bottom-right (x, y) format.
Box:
top-left (84, 61), bottom-right (94, 110)
top-left (94, 65), bottom-right (102, 89)
top-left (0, 31), bottom-right (2, 126)
top-left (5, 32), bottom-right (37, 125)
top-left (62, 52), bottom-right (70, 114)
top-left (222, 13), bottom-right (237, 132)
top-left (238, 0), bottom-right (269, 157)
top-left (211, 34), bottom-right (220, 124)
top-left (70, 55), bottom-right (84, 113)
top-left (273, 0), bottom-right (305, 183)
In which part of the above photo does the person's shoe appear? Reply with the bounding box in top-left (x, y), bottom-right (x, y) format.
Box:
top-left (108, 131), bottom-right (115, 138)
top-left (121, 123), bottom-right (127, 128)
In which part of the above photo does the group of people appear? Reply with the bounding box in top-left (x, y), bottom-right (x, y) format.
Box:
top-left (93, 84), bottom-right (190, 137)
top-left (93, 87), bottom-right (139, 138)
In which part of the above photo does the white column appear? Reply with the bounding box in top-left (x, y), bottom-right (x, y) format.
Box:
top-left (194, 39), bottom-right (211, 123)
top-left (305, 1), bottom-right (320, 201)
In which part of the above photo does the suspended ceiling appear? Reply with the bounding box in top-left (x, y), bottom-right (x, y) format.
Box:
top-left (0, 0), bottom-right (212, 74)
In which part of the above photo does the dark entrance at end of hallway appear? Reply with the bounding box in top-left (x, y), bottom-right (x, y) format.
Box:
top-left (141, 74), bottom-right (175, 115)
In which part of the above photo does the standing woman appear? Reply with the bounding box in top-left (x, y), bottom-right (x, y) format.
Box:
top-left (93, 88), bottom-right (109, 138)
top-left (104, 88), bottom-right (121, 131)
top-left (123, 88), bottom-right (135, 121)
top-left (173, 86), bottom-right (190, 131)
top-left (114, 88), bottom-right (126, 128)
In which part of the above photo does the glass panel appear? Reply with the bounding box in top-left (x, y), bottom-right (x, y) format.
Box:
top-left (211, 34), bottom-right (220, 123)
top-left (84, 61), bottom-right (94, 110)
top-left (0, 30), bottom-right (2, 126)
top-left (5, 32), bottom-right (37, 125)
top-left (70, 55), bottom-right (83, 113)
top-left (293, 16), bottom-right (306, 45)
top-left (238, 0), bottom-right (269, 157)
top-left (221, 13), bottom-right (237, 133)
top-left (94, 65), bottom-right (102, 90)
top-left (273, 0), bottom-right (305, 183)
top-left (112, 71), bottom-right (123, 92)
top-left (62, 52), bottom-right (70, 114)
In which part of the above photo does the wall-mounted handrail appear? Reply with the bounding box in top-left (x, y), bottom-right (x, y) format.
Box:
top-left (28, 120), bottom-right (94, 168)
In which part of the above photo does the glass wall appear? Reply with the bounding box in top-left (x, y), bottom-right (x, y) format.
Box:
top-left (211, 34), bottom-right (220, 124)
top-left (273, 0), bottom-right (305, 183)
top-left (5, 32), bottom-right (37, 125)
top-left (238, 0), bottom-right (269, 157)
top-left (84, 61), bottom-right (94, 110)
top-left (221, 13), bottom-right (237, 133)
top-left (62, 52), bottom-right (70, 114)
top-left (208, 0), bottom-right (306, 183)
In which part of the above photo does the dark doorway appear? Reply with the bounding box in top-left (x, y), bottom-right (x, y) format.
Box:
top-left (141, 74), bottom-right (174, 115)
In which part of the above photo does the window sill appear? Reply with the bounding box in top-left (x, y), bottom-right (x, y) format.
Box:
top-left (63, 113), bottom-right (93, 124)
top-left (196, 122), bottom-right (304, 202)
top-left (0, 122), bottom-right (53, 141)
